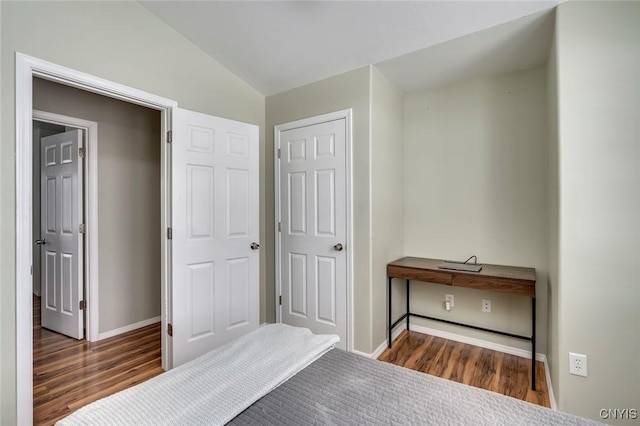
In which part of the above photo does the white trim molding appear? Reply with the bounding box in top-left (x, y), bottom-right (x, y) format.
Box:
top-left (33, 110), bottom-right (100, 342)
top-left (406, 323), bottom-right (546, 362)
top-left (15, 52), bottom-right (177, 425)
top-left (545, 357), bottom-right (557, 410)
top-left (273, 109), bottom-right (354, 351)
top-left (97, 317), bottom-right (162, 341)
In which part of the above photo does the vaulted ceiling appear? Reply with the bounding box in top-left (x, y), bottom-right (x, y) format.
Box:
top-left (140, 1), bottom-right (560, 96)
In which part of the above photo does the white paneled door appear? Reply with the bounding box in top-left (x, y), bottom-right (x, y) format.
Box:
top-left (278, 118), bottom-right (347, 348)
top-left (171, 108), bottom-right (259, 368)
top-left (40, 129), bottom-right (84, 340)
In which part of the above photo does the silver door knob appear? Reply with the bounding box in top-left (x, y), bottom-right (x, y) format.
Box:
top-left (250, 242), bottom-right (260, 250)
top-left (333, 243), bottom-right (344, 252)
top-left (35, 239), bottom-right (47, 246)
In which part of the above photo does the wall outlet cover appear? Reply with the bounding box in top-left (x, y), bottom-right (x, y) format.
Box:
top-left (445, 294), bottom-right (454, 308)
top-left (482, 299), bottom-right (491, 313)
top-left (569, 352), bottom-right (588, 377)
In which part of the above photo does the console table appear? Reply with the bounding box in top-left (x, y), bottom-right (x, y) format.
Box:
top-left (387, 257), bottom-right (537, 390)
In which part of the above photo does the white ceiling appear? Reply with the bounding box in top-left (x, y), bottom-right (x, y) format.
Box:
top-left (139, 1), bottom-right (560, 96)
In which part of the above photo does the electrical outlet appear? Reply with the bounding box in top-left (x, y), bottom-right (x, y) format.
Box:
top-left (482, 299), bottom-right (491, 313)
top-left (569, 352), bottom-right (588, 377)
top-left (445, 294), bottom-right (454, 309)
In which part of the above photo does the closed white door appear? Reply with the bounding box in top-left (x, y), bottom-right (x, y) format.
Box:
top-left (39, 129), bottom-right (84, 340)
top-left (278, 118), bottom-right (347, 348)
top-left (171, 108), bottom-right (259, 368)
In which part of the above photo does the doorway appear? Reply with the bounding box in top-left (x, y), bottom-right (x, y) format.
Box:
top-left (31, 80), bottom-right (163, 423)
top-left (32, 77), bottom-right (163, 343)
top-left (32, 118), bottom-right (86, 340)
top-left (33, 110), bottom-right (99, 341)
top-left (17, 53), bottom-right (260, 425)
top-left (16, 53), bottom-right (176, 425)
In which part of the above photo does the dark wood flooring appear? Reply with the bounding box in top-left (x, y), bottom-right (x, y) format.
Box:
top-left (378, 330), bottom-right (551, 408)
top-left (33, 295), bottom-right (163, 426)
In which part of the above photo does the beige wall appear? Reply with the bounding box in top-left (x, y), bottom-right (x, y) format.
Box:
top-left (0, 2), bottom-right (4, 419)
top-left (266, 66), bottom-right (373, 352)
top-left (554, 2), bottom-right (640, 422)
top-left (1, 1), bottom-right (264, 422)
top-left (34, 78), bottom-right (162, 333)
top-left (371, 67), bottom-right (405, 349)
top-left (403, 67), bottom-right (549, 353)
top-left (546, 34), bottom-right (560, 404)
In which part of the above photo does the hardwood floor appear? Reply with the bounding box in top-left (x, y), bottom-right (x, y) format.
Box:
top-left (378, 330), bottom-right (551, 408)
top-left (33, 295), bottom-right (163, 426)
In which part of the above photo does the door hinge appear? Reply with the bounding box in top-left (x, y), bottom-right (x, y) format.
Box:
top-left (79, 223), bottom-right (86, 234)
top-left (277, 148), bottom-right (281, 159)
top-left (278, 222), bottom-right (281, 232)
top-left (167, 323), bottom-right (173, 336)
top-left (167, 130), bottom-right (172, 143)
top-left (279, 295), bottom-right (282, 306)
top-left (167, 227), bottom-right (173, 240)
top-left (79, 300), bottom-right (86, 310)
top-left (79, 147), bottom-right (86, 158)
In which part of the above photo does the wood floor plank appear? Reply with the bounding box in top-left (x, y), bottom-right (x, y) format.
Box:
top-left (33, 295), bottom-right (163, 426)
top-left (379, 330), bottom-right (551, 408)
top-left (469, 348), bottom-right (497, 390)
top-left (425, 338), bottom-right (455, 377)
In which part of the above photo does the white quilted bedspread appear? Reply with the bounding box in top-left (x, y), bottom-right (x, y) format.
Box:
top-left (56, 324), bottom-right (339, 426)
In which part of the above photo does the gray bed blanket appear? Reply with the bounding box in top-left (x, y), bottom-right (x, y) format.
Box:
top-left (229, 349), bottom-right (602, 426)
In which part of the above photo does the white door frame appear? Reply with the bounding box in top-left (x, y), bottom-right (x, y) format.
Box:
top-left (15, 53), bottom-right (177, 425)
top-left (274, 109), bottom-right (354, 351)
top-left (33, 110), bottom-right (100, 342)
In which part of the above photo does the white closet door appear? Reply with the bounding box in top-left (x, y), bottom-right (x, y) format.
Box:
top-left (278, 118), bottom-right (347, 348)
top-left (171, 108), bottom-right (259, 367)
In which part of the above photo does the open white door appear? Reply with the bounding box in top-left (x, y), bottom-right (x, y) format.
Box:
top-left (171, 108), bottom-right (259, 367)
top-left (39, 129), bottom-right (84, 340)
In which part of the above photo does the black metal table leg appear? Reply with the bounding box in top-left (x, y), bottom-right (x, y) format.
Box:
top-left (406, 280), bottom-right (410, 331)
top-left (532, 296), bottom-right (536, 390)
top-left (388, 276), bottom-right (393, 348)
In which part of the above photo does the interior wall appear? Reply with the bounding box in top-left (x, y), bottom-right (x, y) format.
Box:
top-left (546, 33), bottom-right (560, 405)
top-left (34, 77), bottom-right (162, 334)
top-left (555, 2), bottom-right (640, 423)
top-left (403, 66), bottom-right (549, 354)
top-left (0, 0), bottom-right (3, 415)
top-left (547, 31), bottom-right (560, 404)
top-left (1, 2), bottom-right (265, 422)
top-left (370, 67), bottom-right (405, 350)
top-left (266, 66), bottom-right (373, 352)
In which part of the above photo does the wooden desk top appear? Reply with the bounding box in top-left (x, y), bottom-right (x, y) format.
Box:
top-left (387, 256), bottom-right (536, 297)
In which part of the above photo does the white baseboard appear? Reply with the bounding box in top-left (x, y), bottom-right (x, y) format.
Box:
top-left (407, 323), bottom-right (546, 362)
top-left (97, 316), bottom-right (161, 341)
top-left (544, 357), bottom-right (557, 410)
top-left (33, 289), bottom-right (41, 297)
top-left (367, 323), bottom-right (406, 359)
top-left (351, 322), bottom-right (406, 359)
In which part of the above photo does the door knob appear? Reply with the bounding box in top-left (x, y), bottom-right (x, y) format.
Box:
top-left (250, 242), bottom-right (260, 250)
top-left (333, 243), bottom-right (344, 252)
top-left (35, 239), bottom-right (47, 246)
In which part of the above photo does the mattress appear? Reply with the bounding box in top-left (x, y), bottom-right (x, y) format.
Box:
top-left (230, 349), bottom-right (603, 426)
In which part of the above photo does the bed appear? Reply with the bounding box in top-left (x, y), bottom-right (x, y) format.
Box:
top-left (57, 324), bottom-right (602, 425)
